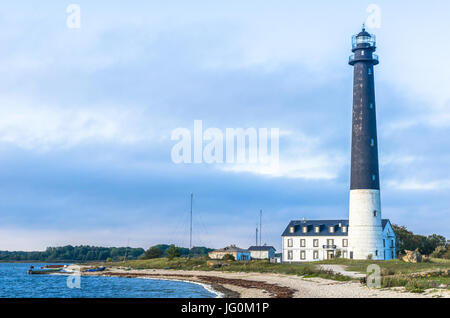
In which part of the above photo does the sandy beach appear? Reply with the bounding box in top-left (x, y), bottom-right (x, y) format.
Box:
top-left (82, 267), bottom-right (450, 298)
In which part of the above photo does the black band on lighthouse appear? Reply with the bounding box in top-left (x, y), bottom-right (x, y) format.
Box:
top-left (349, 27), bottom-right (380, 190)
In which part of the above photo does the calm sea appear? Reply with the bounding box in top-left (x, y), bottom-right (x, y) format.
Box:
top-left (0, 263), bottom-right (217, 298)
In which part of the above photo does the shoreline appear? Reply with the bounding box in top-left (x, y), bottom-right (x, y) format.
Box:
top-left (81, 267), bottom-right (450, 298)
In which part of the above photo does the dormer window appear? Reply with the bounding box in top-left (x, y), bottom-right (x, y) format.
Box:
top-left (342, 226), bottom-right (347, 233)
top-left (314, 226), bottom-right (320, 233)
top-left (289, 226), bottom-right (295, 233)
top-left (302, 226), bottom-right (308, 233)
top-left (329, 226), bottom-right (335, 233)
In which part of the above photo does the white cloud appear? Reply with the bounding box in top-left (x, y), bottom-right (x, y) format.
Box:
top-left (0, 97), bottom-right (163, 151)
top-left (386, 178), bottom-right (450, 191)
top-left (220, 130), bottom-right (346, 179)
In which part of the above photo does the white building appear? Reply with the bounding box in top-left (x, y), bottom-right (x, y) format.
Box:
top-left (248, 246), bottom-right (276, 260)
top-left (281, 219), bottom-right (396, 262)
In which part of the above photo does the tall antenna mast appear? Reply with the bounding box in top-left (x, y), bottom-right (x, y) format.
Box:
top-left (190, 193), bottom-right (193, 250)
top-left (259, 209), bottom-right (262, 247)
top-left (255, 225), bottom-right (258, 246)
top-left (123, 238), bottom-right (129, 262)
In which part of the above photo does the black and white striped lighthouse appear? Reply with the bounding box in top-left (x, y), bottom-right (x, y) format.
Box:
top-left (347, 26), bottom-right (384, 260)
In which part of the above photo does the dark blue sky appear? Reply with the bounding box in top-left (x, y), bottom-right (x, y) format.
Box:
top-left (0, 1), bottom-right (449, 250)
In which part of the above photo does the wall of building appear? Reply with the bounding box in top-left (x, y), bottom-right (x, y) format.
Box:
top-left (282, 235), bottom-right (349, 262)
top-left (348, 189), bottom-right (384, 260)
top-left (250, 249), bottom-right (275, 260)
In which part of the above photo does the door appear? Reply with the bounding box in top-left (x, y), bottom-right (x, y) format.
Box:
top-left (327, 251), bottom-right (334, 260)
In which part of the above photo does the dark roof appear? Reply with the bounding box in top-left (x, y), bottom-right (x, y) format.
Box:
top-left (210, 245), bottom-right (249, 253)
top-left (357, 29), bottom-right (371, 37)
top-left (281, 219), bottom-right (391, 236)
top-left (248, 246), bottom-right (275, 251)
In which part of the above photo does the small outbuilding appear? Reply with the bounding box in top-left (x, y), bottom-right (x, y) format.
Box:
top-left (208, 245), bottom-right (251, 261)
top-left (248, 245), bottom-right (276, 260)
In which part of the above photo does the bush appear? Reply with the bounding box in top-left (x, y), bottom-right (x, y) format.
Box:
top-left (431, 246), bottom-right (448, 259)
top-left (367, 254), bottom-right (373, 260)
top-left (222, 254), bottom-right (235, 261)
top-left (144, 247), bottom-right (163, 259)
top-left (166, 245), bottom-right (181, 260)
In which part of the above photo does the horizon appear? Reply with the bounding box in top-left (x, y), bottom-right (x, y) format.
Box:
top-left (1, 1), bottom-right (449, 252)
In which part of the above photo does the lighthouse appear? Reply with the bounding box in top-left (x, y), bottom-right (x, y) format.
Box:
top-left (347, 26), bottom-right (384, 260)
top-left (280, 27), bottom-right (396, 263)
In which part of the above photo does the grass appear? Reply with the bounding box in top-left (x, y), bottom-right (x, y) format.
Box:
top-left (102, 257), bottom-right (352, 281)
top-left (317, 258), bottom-right (450, 293)
top-left (99, 257), bottom-right (450, 293)
top-left (314, 258), bottom-right (450, 275)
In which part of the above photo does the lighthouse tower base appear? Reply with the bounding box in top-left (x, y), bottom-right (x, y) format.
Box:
top-left (348, 189), bottom-right (384, 260)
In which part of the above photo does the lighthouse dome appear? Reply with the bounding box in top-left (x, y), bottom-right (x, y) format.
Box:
top-left (352, 27), bottom-right (376, 50)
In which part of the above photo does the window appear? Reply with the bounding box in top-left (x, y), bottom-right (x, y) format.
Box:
top-left (370, 138), bottom-right (374, 146)
top-left (368, 68), bottom-right (372, 75)
top-left (313, 250), bottom-right (319, 259)
top-left (373, 210), bottom-right (377, 217)
top-left (302, 226), bottom-right (308, 233)
top-left (350, 251), bottom-right (353, 259)
top-left (391, 251), bottom-right (394, 259)
top-left (300, 250), bottom-right (306, 260)
top-left (287, 239), bottom-right (293, 247)
top-left (390, 240), bottom-right (394, 248)
top-left (370, 103), bottom-right (373, 109)
top-left (361, 50), bottom-right (365, 56)
top-left (314, 226), bottom-right (320, 233)
top-left (289, 226), bottom-right (294, 233)
top-left (329, 226), bottom-right (334, 233)
top-left (343, 251), bottom-right (348, 258)
top-left (372, 174), bottom-right (376, 181)
top-left (288, 251), bottom-right (293, 260)
top-left (343, 239), bottom-right (348, 247)
top-left (383, 239), bottom-right (385, 247)
top-left (375, 250), bottom-right (378, 256)
top-left (327, 239), bottom-right (334, 246)
top-left (300, 239), bottom-right (306, 247)
top-left (313, 239), bottom-right (319, 247)
top-left (342, 226), bottom-right (347, 233)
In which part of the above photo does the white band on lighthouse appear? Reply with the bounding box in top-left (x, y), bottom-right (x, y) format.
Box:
top-left (348, 189), bottom-right (384, 260)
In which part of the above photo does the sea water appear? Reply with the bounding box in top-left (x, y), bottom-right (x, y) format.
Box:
top-left (0, 263), bottom-right (217, 298)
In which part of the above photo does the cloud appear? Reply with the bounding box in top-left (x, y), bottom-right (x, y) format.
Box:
top-left (386, 178), bottom-right (450, 191)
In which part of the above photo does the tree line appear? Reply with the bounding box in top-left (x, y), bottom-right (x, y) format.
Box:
top-left (141, 245), bottom-right (214, 260)
top-left (0, 244), bottom-right (214, 262)
top-left (0, 245), bottom-right (145, 262)
top-left (392, 224), bottom-right (449, 258)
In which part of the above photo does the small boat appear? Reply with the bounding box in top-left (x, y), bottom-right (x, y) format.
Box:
top-left (83, 266), bottom-right (106, 273)
top-left (41, 264), bottom-right (66, 269)
top-left (28, 268), bottom-right (63, 275)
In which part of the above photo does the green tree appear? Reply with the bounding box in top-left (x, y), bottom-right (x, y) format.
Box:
top-left (393, 224), bottom-right (447, 255)
top-left (144, 246), bottom-right (163, 259)
top-left (222, 254), bottom-right (235, 261)
top-left (166, 245), bottom-right (181, 260)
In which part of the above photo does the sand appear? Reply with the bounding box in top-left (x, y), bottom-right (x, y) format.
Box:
top-left (82, 267), bottom-right (450, 298)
